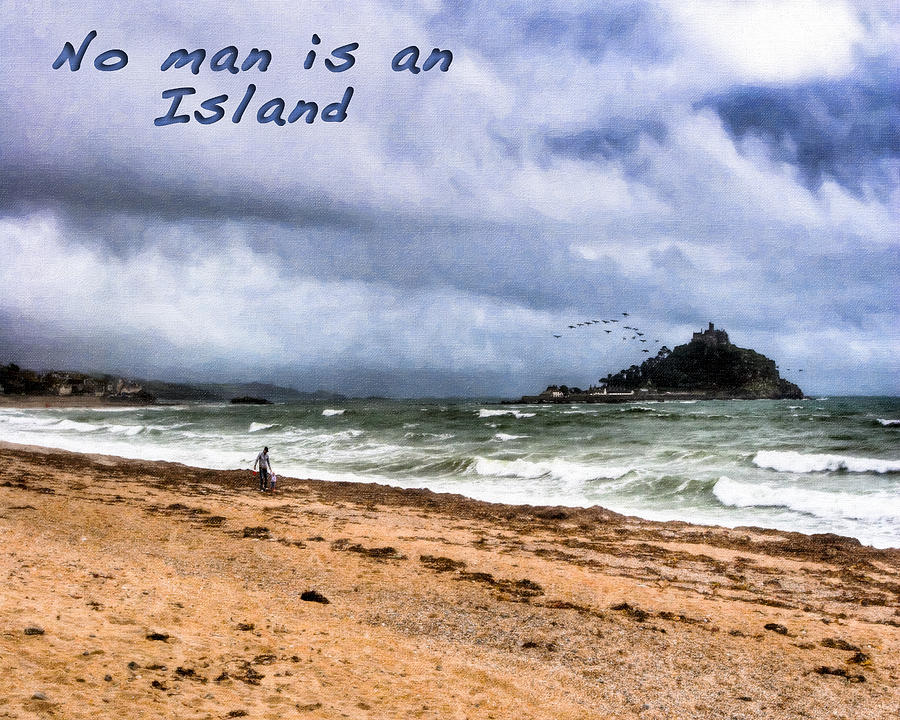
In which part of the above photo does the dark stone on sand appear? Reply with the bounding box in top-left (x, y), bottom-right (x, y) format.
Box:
top-left (104, 675), bottom-right (112, 682)
top-left (23, 626), bottom-right (44, 635)
top-left (419, 554), bottom-right (466, 572)
top-left (214, 671), bottom-right (230, 682)
top-left (145, 632), bottom-right (170, 641)
top-left (331, 539), bottom-right (405, 559)
top-left (848, 652), bottom-right (872, 665)
top-left (297, 702), bottom-right (323, 711)
top-left (227, 712), bottom-right (249, 718)
top-left (236, 623), bottom-right (255, 631)
top-left (31, 692), bottom-right (48, 701)
top-left (174, 667), bottom-right (196, 678)
top-left (820, 637), bottom-right (860, 651)
top-left (814, 666), bottom-right (865, 682)
top-left (301, 590), bottom-right (330, 604)
top-left (127, 661), bottom-right (139, 670)
top-left (611, 602), bottom-right (650, 622)
top-left (242, 526), bottom-right (271, 539)
top-left (764, 623), bottom-right (788, 635)
top-left (458, 571), bottom-right (496, 584)
top-left (150, 680), bottom-right (167, 690)
top-left (237, 665), bottom-right (265, 685)
top-left (253, 654), bottom-right (277, 665)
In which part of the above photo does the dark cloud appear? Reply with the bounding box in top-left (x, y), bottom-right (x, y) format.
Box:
top-left (544, 117), bottom-right (668, 162)
top-left (428, 1), bottom-right (671, 63)
top-left (700, 70), bottom-right (900, 197)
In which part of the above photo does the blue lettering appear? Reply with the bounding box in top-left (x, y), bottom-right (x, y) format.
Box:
top-left (241, 48), bottom-right (272, 72)
top-left (94, 48), bottom-right (128, 71)
top-left (257, 98), bottom-right (287, 125)
top-left (52, 30), bottom-right (97, 71)
top-left (194, 94), bottom-right (228, 124)
top-left (321, 87), bottom-right (353, 122)
top-left (210, 46), bottom-right (240, 74)
top-left (391, 46), bottom-right (421, 74)
top-left (154, 87), bottom-right (196, 126)
top-left (288, 100), bottom-right (318, 124)
top-left (325, 43), bottom-right (358, 72)
top-left (422, 48), bottom-right (452, 72)
top-left (161, 49), bottom-right (206, 74)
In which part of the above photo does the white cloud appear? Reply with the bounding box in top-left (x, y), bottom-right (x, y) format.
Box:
top-left (670, 0), bottom-right (865, 82)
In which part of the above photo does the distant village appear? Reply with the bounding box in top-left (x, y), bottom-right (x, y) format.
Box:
top-left (0, 364), bottom-right (154, 402)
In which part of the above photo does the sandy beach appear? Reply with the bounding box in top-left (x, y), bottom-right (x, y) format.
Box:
top-left (1, 440), bottom-right (898, 719)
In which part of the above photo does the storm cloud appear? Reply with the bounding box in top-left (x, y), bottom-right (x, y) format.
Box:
top-left (1, 0), bottom-right (897, 396)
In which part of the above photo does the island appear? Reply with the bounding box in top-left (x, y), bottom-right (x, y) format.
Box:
top-left (229, 396), bottom-right (272, 405)
top-left (520, 323), bottom-right (803, 403)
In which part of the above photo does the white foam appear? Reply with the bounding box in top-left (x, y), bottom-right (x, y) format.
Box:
top-left (478, 408), bottom-right (535, 419)
top-left (753, 450), bottom-right (900, 474)
top-left (404, 432), bottom-right (455, 441)
top-left (713, 476), bottom-right (900, 523)
top-left (105, 424), bottom-right (145, 436)
top-left (472, 456), bottom-right (632, 483)
top-left (55, 419), bottom-right (102, 432)
top-left (493, 433), bottom-right (528, 441)
top-left (248, 422), bottom-right (276, 432)
top-left (877, 418), bottom-right (900, 427)
top-left (322, 408), bottom-right (345, 416)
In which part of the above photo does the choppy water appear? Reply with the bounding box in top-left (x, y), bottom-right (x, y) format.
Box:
top-left (1, 397), bottom-right (898, 548)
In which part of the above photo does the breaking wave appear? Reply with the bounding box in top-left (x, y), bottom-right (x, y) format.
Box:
top-left (713, 476), bottom-right (900, 523)
top-left (322, 408), bottom-right (345, 416)
top-left (753, 450), bottom-right (900, 474)
top-left (478, 408), bottom-right (535, 419)
top-left (248, 422), bottom-right (277, 433)
top-left (472, 456), bottom-right (632, 483)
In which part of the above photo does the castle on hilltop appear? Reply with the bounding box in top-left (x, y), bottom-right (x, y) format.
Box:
top-left (692, 322), bottom-right (730, 347)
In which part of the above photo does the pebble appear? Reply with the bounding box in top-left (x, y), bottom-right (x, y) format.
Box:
top-left (31, 692), bottom-right (48, 701)
top-left (24, 626), bottom-right (45, 636)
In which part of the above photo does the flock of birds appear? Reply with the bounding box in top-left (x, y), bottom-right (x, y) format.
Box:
top-left (552, 312), bottom-right (662, 354)
top-left (551, 313), bottom-right (805, 374)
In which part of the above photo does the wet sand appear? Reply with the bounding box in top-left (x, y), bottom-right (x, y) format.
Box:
top-left (0, 395), bottom-right (154, 409)
top-left (1, 441), bottom-right (898, 719)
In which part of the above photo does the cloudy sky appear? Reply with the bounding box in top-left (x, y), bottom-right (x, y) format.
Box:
top-left (1, 0), bottom-right (897, 396)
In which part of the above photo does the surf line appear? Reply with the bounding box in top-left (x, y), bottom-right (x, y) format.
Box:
top-left (154, 85), bottom-right (353, 126)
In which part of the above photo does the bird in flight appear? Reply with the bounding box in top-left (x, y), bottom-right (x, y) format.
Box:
top-left (568, 325), bottom-right (576, 329)
top-left (622, 312), bottom-right (629, 316)
top-left (605, 329), bottom-right (612, 333)
top-left (553, 334), bottom-right (562, 338)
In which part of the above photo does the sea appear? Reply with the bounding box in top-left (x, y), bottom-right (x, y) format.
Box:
top-left (1, 396), bottom-right (898, 548)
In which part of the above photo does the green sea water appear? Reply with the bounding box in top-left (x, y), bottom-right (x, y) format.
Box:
top-left (2, 396), bottom-right (898, 547)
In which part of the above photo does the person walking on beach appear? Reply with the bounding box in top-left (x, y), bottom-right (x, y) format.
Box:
top-left (254, 446), bottom-right (272, 492)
